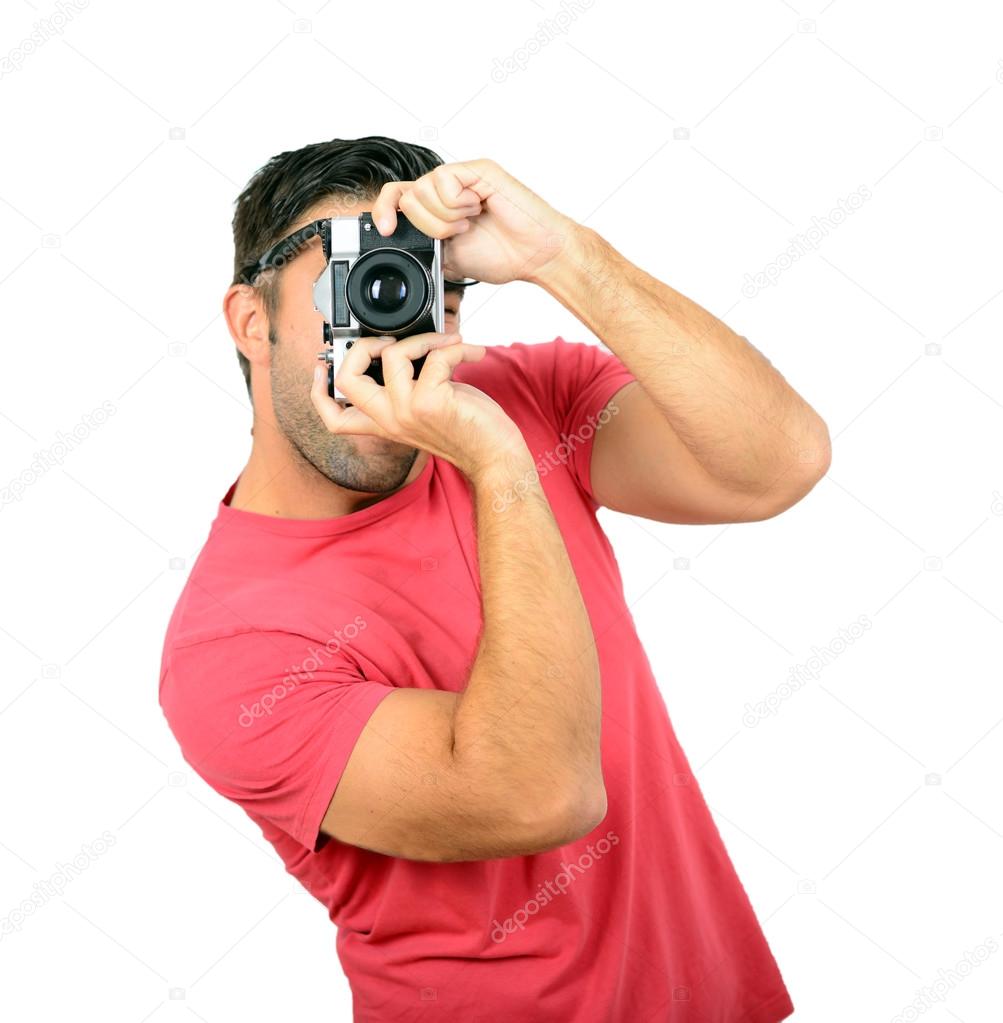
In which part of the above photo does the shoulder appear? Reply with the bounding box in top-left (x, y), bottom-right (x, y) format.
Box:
top-left (159, 538), bottom-right (365, 682)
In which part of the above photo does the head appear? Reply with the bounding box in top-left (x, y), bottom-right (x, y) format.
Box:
top-left (224, 136), bottom-right (465, 495)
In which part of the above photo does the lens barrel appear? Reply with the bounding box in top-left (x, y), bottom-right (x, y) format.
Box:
top-left (346, 248), bottom-right (431, 334)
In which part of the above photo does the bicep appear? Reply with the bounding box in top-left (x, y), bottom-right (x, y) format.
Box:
top-left (590, 380), bottom-right (778, 524)
top-left (320, 688), bottom-right (576, 862)
top-left (320, 688), bottom-right (459, 859)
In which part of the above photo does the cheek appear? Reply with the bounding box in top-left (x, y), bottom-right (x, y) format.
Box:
top-left (276, 319), bottom-right (322, 370)
top-left (269, 331), bottom-right (319, 402)
top-left (279, 283), bottom-right (325, 350)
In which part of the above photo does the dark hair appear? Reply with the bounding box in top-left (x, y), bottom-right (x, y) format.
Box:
top-left (230, 135), bottom-right (444, 397)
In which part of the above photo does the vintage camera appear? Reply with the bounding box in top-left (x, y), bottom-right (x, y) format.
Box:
top-left (312, 212), bottom-right (444, 402)
top-left (239, 211), bottom-right (477, 406)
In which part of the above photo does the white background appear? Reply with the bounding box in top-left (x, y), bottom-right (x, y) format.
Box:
top-left (1, 0), bottom-right (1002, 1020)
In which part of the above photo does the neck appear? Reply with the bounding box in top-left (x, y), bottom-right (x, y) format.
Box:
top-left (229, 410), bottom-right (428, 519)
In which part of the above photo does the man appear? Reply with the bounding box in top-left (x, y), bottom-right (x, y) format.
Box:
top-left (159, 135), bottom-right (828, 1021)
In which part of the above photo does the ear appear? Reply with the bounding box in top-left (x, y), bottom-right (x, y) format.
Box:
top-left (223, 283), bottom-right (272, 373)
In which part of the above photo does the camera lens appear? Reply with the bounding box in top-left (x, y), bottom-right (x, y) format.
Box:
top-left (346, 249), bottom-right (431, 334)
top-left (364, 270), bottom-right (408, 313)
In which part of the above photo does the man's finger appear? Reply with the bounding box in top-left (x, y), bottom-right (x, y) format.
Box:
top-left (379, 338), bottom-right (424, 410)
top-left (333, 335), bottom-right (397, 415)
top-left (399, 192), bottom-right (470, 239)
top-left (413, 342), bottom-right (487, 395)
top-left (380, 332), bottom-right (462, 406)
top-left (371, 181), bottom-right (409, 235)
top-left (429, 167), bottom-right (484, 214)
top-left (310, 365), bottom-right (389, 438)
top-left (413, 179), bottom-right (481, 223)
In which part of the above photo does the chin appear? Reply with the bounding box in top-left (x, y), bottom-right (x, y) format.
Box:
top-left (353, 434), bottom-right (411, 457)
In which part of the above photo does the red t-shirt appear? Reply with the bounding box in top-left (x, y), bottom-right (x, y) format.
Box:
top-left (159, 336), bottom-right (795, 1023)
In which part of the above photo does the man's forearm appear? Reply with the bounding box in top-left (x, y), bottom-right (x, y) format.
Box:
top-left (533, 226), bottom-right (831, 490)
top-left (451, 452), bottom-right (605, 832)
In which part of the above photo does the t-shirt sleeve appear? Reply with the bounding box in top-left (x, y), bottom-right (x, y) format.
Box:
top-left (160, 629), bottom-right (395, 851)
top-left (519, 336), bottom-right (637, 504)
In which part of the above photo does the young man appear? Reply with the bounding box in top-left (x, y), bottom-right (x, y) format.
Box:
top-left (160, 135), bottom-right (828, 1021)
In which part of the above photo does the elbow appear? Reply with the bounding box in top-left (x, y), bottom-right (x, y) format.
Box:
top-left (465, 779), bottom-right (610, 861)
top-left (802, 422), bottom-right (832, 484)
top-left (786, 427), bottom-right (832, 505)
top-left (754, 426), bottom-right (832, 520)
top-left (571, 783), bottom-right (609, 840)
top-left (523, 779), bottom-right (608, 852)
top-left (417, 757), bottom-right (608, 863)
top-left (417, 785), bottom-right (607, 864)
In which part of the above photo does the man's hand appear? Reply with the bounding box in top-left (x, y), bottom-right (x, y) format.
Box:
top-left (310, 332), bottom-right (530, 479)
top-left (369, 158), bottom-right (578, 287)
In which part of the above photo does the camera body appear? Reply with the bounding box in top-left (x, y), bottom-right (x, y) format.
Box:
top-left (313, 212), bottom-right (444, 402)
